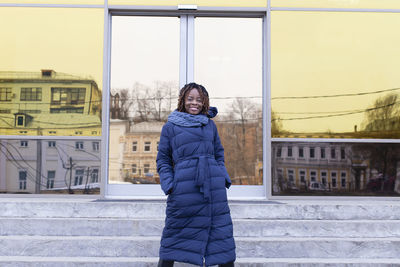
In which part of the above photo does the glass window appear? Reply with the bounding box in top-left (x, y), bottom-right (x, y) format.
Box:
top-left (272, 141), bottom-right (400, 196)
top-left (271, 11), bottom-right (400, 139)
top-left (320, 147), bottom-right (326, 159)
top-left (287, 146), bottom-right (293, 157)
top-left (0, 0), bottom-right (104, 4)
top-left (310, 147), bottom-right (315, 158)
top-left (310, 170), bottom-right (317, 182)
top-left (271, 0), bottom-right (400, 9)
top-left (299, 170), bottom-right (306, 183)
top-left (298, 147), bottom-right (304, 158)
top-left (74, 169), bottom-right (84, 186)
top-left (321, 171), bottom-right (327, 186)
top-left (132, 141), bottom-right (137, 152)
top-left (16, 116), bottom-right (24, 126)
top-left (20, 140), bottom-right (28, 147)
top-left (144, 141), bottom-right (151, 152)
top-left (91, 169), bottom-right (99, 183)
top-left (75, 141), bottom-right (84, 150)
top-left (144, 164), bottom-right (150, 174)
top-left (108, 16), bottom-right (179, 185)
top-left (0, 7), bottom-right (103, 137)
top-left (20, 88), bottom-right (42, 101)
top-left (341, 171), bottom-right (347, 188)
top-left (287, 169), bottom-right (294, 182)
top-left (0, 139), bottom-right (100, 194)
top-left (19, 170), bottom-right (27, 190)
top-left (331, 172), bottom-right (337, 188)
top-left (277, 147), bottom-right (282, 158)
top-left (51, 88), bottom-right (85, 105)
top-left (341, 147), bottom-right (346, 160)
top-left (47, 170), bottom-right (55, 189)
top-left (48, 141), bottom-right (56, 147)
top-left (0, 88), bottom-right (12, 101)
top-left (92, 142), bottom-right (99, 151)
top-left (131, 164), bottom-right (137, 174)
top-left (331, 148), bottom-right (336, 159)
top-left (195, 17), bottom-right (263, 186)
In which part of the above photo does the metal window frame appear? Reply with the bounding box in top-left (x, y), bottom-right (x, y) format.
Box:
top-left (103, 7), bottom-right (268, 199)
top-left (1, 2), bottom-right (400, 200)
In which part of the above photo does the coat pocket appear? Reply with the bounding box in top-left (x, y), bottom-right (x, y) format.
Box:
top-left (169, 177), bottom-right (178, 195)
top-left (219, 164), bottom-right (232, 189)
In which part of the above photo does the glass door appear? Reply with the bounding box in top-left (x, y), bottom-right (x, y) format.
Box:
top-left (194, 16), bottom-right (265, 198)
top-left (107, 13), bottom-right (266, 198)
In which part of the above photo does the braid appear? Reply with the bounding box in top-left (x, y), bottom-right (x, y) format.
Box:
top-left (177, 83), bottom-right (210, 115)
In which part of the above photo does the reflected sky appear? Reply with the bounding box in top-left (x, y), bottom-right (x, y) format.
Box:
top-left (271, 11), bottom-right (400, 134)
top-left (271, 0), bottom-right (400, 9)
top-left (111, 16), bottom-right (263, 115)
top-left (0, 7), bottom-right (104, 89)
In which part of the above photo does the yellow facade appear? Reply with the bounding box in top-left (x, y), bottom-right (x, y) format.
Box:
top-left (0, 70), bottom-right (102, 136)
top-left (121, 122), bottom-right (163, 184)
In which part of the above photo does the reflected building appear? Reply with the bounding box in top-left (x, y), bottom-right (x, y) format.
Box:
top-left (0, 70), bottom-right (101, 136)
top-left (272, 141), bottom-right (370, 195)
top-left (109, 119), bottom-right (128, 183)
top-left (272, 139), bottom-right (400, 196)
top-left (217, 119), bottom-right (263, 185)
top-left (0, 139), bottom-right (101, 194)
top-left (121, 121), bottom-right (163, 184)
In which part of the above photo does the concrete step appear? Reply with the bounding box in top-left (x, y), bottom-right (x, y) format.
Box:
top-left (1, 236), bottom-right (400, 258)
top-left (1, 199), bottom-right (400, 220)
top-left (2, 218), bottom-right (400, 238)
top-left (1, 257), bottom-right (400, 267)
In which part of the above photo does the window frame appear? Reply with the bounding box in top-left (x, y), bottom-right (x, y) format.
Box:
top-left (20, 87), bottom-right (42, 101)
top-left (0, 87), bottom-right (12, 101)
top-left (18, 170), bottom-right (27, 190)
top-left (47, 170), bottom-right (56, 189)
top-left (20, 140), bottom-right (28, 147)
top-left (74, 168), bottom-right (85, 186)
top-left (144, 141), bottom-right (151, 152)
top-left (75, 141), bottom-right (84, 150)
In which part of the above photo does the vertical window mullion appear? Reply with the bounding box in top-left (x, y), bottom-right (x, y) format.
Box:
top-left (179, 15), bottom-right (188, 88)
top-left (187, 15), bottom-right (195, 83)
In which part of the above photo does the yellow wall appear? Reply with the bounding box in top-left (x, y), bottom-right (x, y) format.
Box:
top-left (108, 0), bottom-right (266, 7)
top-left (271, 0), bottom-right (400, 9)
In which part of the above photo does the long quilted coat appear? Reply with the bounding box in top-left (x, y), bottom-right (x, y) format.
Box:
top-left (156, 108), bottom-right (236, 266)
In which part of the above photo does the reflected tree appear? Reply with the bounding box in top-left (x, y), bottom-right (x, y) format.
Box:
top-left (216, 98), bottom-right (264, 185)
top-left (362, 93), bottom-right (400, 134)
top-left (113, 81), bottom-right (178, 122)
top-left (352, 143), bottom-right (400, 192)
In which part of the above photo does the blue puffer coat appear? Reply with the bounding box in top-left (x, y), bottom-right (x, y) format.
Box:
top-left (156, 108), bottom-right (236, 266)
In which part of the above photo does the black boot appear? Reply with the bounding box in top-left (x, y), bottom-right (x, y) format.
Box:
top-left (219, 261), bottom-right (234, 267)
top-left (157, 259), bottom-right (174, 267)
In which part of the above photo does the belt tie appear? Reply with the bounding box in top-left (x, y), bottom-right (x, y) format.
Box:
top-left (197, 156), bottom-right (211, 201)
top-left (175, 154), bottom-right (213, 201)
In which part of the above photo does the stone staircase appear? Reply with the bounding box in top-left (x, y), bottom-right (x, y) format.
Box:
top-left (1, 197), bottom-right (400, 266)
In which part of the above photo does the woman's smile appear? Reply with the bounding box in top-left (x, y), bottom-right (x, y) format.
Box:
top-left (185, 89), bottom-right (203, 115)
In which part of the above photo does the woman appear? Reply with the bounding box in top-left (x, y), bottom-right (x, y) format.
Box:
top-left (156, 83), bottom-right (236, 267)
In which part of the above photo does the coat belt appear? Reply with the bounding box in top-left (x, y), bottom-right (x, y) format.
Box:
top-left (175, 154), bottom-right (214, 201)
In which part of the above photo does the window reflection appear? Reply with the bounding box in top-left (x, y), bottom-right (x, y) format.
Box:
top-left (0, 7), bottom-right (103, 136)
top-left (109, 16), bottom-right (179, 185)
top-left (0, 139), bottom-right (100, 194)
top-left (271, 0), bottom-right (400, 9)
top-left (195, 17), bottom-right (263, 185)
top-left (271, 11), bottom-right (400, 139)
top-left (272, 141), bottom-right (400, 196)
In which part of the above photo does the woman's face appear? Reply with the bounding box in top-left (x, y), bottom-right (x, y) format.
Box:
top-left (184, 88), bottom-right (203, 115)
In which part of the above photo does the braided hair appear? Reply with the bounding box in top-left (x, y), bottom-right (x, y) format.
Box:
top-left (177, 83), bottom-right (210, 115)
